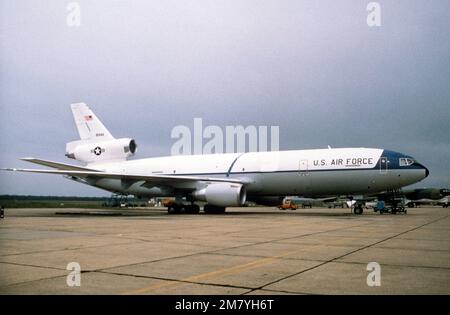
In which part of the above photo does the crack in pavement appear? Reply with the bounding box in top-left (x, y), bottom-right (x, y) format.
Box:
top-left (248, 214), bottom-right (450, 294)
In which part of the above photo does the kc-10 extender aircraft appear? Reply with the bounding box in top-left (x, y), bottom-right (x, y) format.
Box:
top-left (3, 103), bottom-right (429, 214)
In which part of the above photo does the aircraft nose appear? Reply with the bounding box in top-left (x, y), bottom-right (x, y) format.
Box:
top-left (415, 162), bottom-right (429, 178)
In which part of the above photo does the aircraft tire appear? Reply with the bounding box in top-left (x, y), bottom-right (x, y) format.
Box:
top-left (167, 205), bottom-right (179, 214)
top-left (204, 205), bottom-right (226, 214)
top-left (354, 205), bottom-right (363, 215)
top-left (187, 205), bottom-right (200, 214)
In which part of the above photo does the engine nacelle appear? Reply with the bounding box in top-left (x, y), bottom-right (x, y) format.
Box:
top-left (193, 183), bottom-right (246, 207)
top-left (66, 138), bottom-right (137, 163)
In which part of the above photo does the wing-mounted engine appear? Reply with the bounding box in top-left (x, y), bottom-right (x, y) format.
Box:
top-left (193, 182), bottom-right (246, 207)
top-left (66, 138), bottom-right (137, 163)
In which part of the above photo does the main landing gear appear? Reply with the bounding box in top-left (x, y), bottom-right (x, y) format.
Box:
top-left (353, 204), bottom-right (364, 215)
top-left (203, 204), bottom-right (226, 214)
top-left (167, 203), bottom-right (226, 215)
top-left (167, 204), bottom-right (200, 215)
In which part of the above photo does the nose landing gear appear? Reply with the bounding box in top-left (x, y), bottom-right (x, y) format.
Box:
top-left (353, 204), bottom-right (364, 215)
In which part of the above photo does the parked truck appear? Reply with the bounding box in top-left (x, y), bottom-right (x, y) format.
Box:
top-left (278, 199), bottom-right (299, 210)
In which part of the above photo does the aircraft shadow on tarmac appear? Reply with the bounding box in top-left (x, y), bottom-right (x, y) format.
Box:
top-left (46, 209), bottom-right (359, 218)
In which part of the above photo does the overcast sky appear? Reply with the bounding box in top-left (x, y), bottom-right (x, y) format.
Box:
top-left (1, 0), bottom-right (449, 196)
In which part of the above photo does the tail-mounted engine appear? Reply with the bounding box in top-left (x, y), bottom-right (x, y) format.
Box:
top-left (66, 138), bottom-right (137, 164)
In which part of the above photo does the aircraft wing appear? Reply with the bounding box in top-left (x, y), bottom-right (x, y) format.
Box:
top-left (2, 168), bottom-right (250, 185)
top-left (19, 158), bottom-right (98, 171)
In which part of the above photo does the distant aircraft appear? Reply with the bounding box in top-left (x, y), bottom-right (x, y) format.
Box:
top-left (2, 103), bottom-right (429, 214)
top-left (281, 196), bottom-right (339, 209)
top-left (402, 188), bottom-right (450, 207)
top-left (341, 188), bottom-right (449, 212)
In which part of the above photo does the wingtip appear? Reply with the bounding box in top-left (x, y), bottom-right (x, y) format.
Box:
top-left (0, 168), bottom-right (17, 171)
top-left (20, 157), bottom-right (35, 161)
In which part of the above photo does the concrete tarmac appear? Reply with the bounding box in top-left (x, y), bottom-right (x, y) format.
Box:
top-left (0, 206), bottom-right (449, 295)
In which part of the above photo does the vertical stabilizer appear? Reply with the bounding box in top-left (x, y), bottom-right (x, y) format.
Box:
top-left (70, 103), bottom-right (114, 140)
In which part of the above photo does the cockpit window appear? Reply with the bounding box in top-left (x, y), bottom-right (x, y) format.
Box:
top-left (399, 158), bottom-right (414, 166)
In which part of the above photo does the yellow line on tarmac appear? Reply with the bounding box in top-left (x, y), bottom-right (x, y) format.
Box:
top-left (121, 249), bottom-right (300, 295)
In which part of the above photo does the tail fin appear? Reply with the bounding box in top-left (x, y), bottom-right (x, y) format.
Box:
top-left (66, 103), bottom-right (137, 164)
top-left (70, 103), bottom-right (114, 141)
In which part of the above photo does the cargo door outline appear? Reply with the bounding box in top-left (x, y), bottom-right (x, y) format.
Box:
top-left (299, 159), bottom-right (309, 175)
top-left (298, 159), bottom-right (312, 195)
top-left (379, 156), bottom-right (388, 174)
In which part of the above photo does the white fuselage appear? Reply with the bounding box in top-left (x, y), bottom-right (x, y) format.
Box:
top-left (81, 148), bottom-right (428, 199)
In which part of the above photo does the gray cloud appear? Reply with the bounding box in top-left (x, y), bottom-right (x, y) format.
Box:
top-left (1, 0), bottom-right (449, 196)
